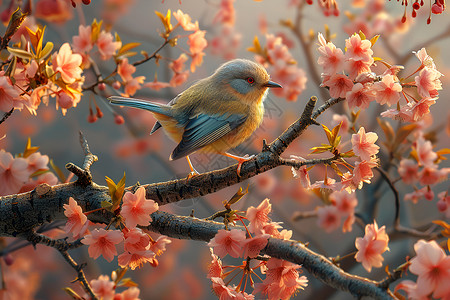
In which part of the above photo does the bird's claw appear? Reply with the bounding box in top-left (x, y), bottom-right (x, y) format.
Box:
top-left (236, 154), bottom-right (255, 177)
top-left (187, 170), bottom-right (200, 180)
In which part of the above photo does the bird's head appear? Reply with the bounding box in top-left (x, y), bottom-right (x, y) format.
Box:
top-left (212, 59), bottom-right (282, 104)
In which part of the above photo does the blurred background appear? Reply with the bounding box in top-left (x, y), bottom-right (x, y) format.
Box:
top-left (0, 0), bottom-right (449, 299)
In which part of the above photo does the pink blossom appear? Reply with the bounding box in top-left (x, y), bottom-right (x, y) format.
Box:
top-left (208, 248), bottom-right (223, 279)
top-left (119, 287), bottom-right (140, 300)
top-left (372, 74), bottom-right (402, 106)
top-left (0, 74), bottom-right (24, 112)
top-left (345, 58), bottom-right (374, 80)
top-left (0, 150), bottom-right (30, 196)
top-left (395, 280), bottom-right (426, 300)
top-left (380, 105), bottom-right (415, 123)
top-left (124, 76), bottom-right (145, 96)
top-left (173, 10), bottom-right (198, 31)
top-left (414, 48), bottom-right (436, 69)
top-left (317, 205), bottom-right (341, 233)
top-left (72, 25), bottom-right (93, 53)
top-left (242, 234), bottom-right (270, 258)
top-left (25, 152), bottom-right (49, 174)
top-left (355, 221), bottom-right (389, 272)
top-left (97, 31), bottom-right (122, 60)
top-left (331, 191), bottom-right (358, 216)
top-left (19, 172), bottom-right (59, 194)
top-left (418, 164), bottom-right (448, 186)
top-left (262, 222), bottom-right (292, 240)
top-left (150, 235), bottom-right (172, 256)
top-left (81, 228), bottom-right (123, 262)
top-left (352, 159), bottom-right (378, 189)
top-left (437, 191), bottom-right (450, 218)
top-left (118, 250), bottom-right (156, 270)
top-left (415, 67), bottom-right (442, 98)
top-left (415, 135), bottom-right (437, 166)
top-left (52, 43), bottom-right (82, 84)
top-left (322, 74), bottom-right (353, 98)
top-left (210, 24), bottom-right (242, 60)
top-left (409, 97), bottom-right (436, 121)
top-left (310, 177), bottom-right (340, 191)
top-left (398, 159), bottom-right (420, 184)
top-left (207, 229), bottom-right (246, 258)
top-left (331, 114), bottom-right (350, 134)
top-left (409, 240), bottom-right (450, 298)
top-left (90, 275), bottom-right (115, 300)
top-left (246, 198), bottom-right (272, 233)
top-left (187, 30), bottom-right (207, 55)
top-left (169, 54), bottom-right (188, 73)
top-left (404, 187), bottom-right (433, 203)
top-left (170, 71), bottom-right (189, 87)
top-left (34, 0), bottom-right (73, 24)
top-left (351, 127), bottom-right (380, 161)
top-left (256, 258), bottom-right (308, 300)
top-left (118, 58), bottom-right (136, 82)
top-left (63, 197), bottom-right (88, 238)
top-left (346, 83), bottom-right (376, 110)
top-left (210, 277), bottom-right (236, 300)
top-left (144, 78), bottom-right (170, 91)
top-left (345, 33), bottom-right (373, 62)
top-left (317, 33), bottom-right (345, 75)
top-left (190, 52), bottom-right (205, 72)
top-left (213, 0), bottom-right (236, 25)
top-left (120, 186), bottom-right (159, 228)
top-left (123, 227), bottom-right (150, 253)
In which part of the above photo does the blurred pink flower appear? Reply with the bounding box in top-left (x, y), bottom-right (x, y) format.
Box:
top-left (170, 71), bottom-right (189, 87)
top-left (35, 0), bottom-right (73, 24)
top-left (414, 135), bottom-right (437, 166)
top-left (120, 186), bottom-right (159, 228)
top-left (0, 75), bottom-right (24, 112)
top-left (25, 152), bottom-right (49, 174)
top-left (317, 205), bottom-right (341, 233)
top-left (262, 222), bottom-right (292, 240)
top-left (372, 74), bottom-right (402, 106)
top-left (409, 240), bottom-right (450, 298)
top-left (144, 78), bottom-right (171, 91)
top-left (169, 54), bottom-right (188, 73)
top-left (0, 150), bottom-right (30, 196)
top-left (82, 228), bottom-right (123, 262)
top-left (317, 33), bottom-right (344, 75)
top-left (351, 127), bottom-right (380, 161)
top-left (352, 159), bottom-right (378, 188)
top-left (124, 76), bottom-right (145, 96)
top-left (246, 198), bottom-right (272, 234)
top-left (210, 24), bottom-right (242, 60)
top-left (72, 25), bottom-right (93, 53)
top-left (188, 30), bottom-right (207, 55)
top-left (173, 10), bottom-right (198, 31)
top-left (398, 159), bottom-right (420, 184)
top-left (213, 0), bottom-right (236, 25)
top-left (331, 114), bottom-right (350, 134)
top-left (52, 43), bottom-right (82, 84)
top-left (63, 197), bottom-right (88, 238)
top-left (346, 82), bottom-right (376, 110)
top-left (437, 191), bottom-right (450, 218)
top-left (97, 31), bottom-right (122, 60)
top-left (118, 58), bottom-right (136, 82)
top-left (119, 287), bottom-right (141, 300)
top-left (208, 229), bottom-right (246, 258)
top-left (418, 164), bottom-right (449, 186)
top-left (90, 275), bottom-right (115, 300)
top-left (355, 221), bottom-right (389, 272)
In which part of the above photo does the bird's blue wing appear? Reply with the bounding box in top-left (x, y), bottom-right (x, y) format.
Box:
top-left (170, 113), bottom-right (247, 160)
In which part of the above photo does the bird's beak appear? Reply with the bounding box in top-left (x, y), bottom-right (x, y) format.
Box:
top-left (264, 80), bottom-right (282, 88)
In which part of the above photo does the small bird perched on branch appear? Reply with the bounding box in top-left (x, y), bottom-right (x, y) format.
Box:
top-left (109, 59), bottom-right (282, 177)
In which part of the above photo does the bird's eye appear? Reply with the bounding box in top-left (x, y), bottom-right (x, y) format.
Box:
top-left (246, 77), bottom-right (255, 84)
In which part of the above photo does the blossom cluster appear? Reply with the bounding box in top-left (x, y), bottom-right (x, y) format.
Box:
top-left (207, 198), bottom-right (308, 299)
top-left (1, 27), bottom-right (84, 116)
top-left (64, 186), bottom-right (171, 285)
top-left (89, 274), bottom-right (141, 300)
top-left (0, 142), bottom-right (58, 196)
top-left (209, 0), bottom-right (242, 60)
top-left (318, 32), bottom-right (442, 123)
top-left (249, 34), bottom-right (307, 101)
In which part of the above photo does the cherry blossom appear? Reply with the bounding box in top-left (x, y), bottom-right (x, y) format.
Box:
top-left (351, 127), bottom-right (380, 161)
top-left (355, 221), bottom-right (389, 272)
top-left (246, 198), bottom-right (272, 233)
top-left (317, 33), bottom-right (345, 75)
top-left (150, 235), bottom-right (172, 256)
top-left (0, 150), bottom-right (30, 196)
top-left (207, 229), bottom-right (246, 258)
top-left (173, 10), bottom-right (198, 31)
top-left (398, 159), bottom-right (420, 184)
top-left (317, 205), bottom-right (341, 233)
top-left (81, 228), bottom-right (123, 262)
top-left (346, 82), bottom-right (376, 110)
top-left (97, 30), bottom-right (122, 60)
top-left (242, 234), bottom-right (270, 258)
top-left (409, 240), bottom-right (450, 298)
top-left (207, 248), bottom-right (223, 279)
top-left (72, 25), bottom-right (93, 53)
top-left (63, 197), bottom-right (88, 238)
top-left (372, 74), bottom-right (402, 106)
top-left (51, 43), bottom-right (83, 84)
top-left (118, 250), bottom-right (156, 270)
top-left (0, 74), bottom-right (24, 112)
top-left (90, 275), bottom-right (115, 300)
top-left (321, 74), bottom-right (353, 99)
top-left (120, 186), bottom-right (159, 228)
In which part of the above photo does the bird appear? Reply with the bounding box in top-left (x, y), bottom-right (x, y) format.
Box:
top-left (109, 59), bottom-right (282, 177)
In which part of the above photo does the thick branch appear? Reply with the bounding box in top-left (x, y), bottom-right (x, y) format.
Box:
top-left (146, 211), bottom-right (391, 299)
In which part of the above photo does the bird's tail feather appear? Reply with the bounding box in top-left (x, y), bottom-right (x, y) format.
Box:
top-left (108, 96), bottom-right (172, 117)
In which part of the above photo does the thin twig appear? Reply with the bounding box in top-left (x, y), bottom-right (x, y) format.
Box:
top-left (59, 250), bottom-right (97, 300)
top-left (0, 108), bottom-right (14, 125)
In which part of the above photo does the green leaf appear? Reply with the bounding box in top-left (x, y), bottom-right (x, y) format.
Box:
top-left (7, 46), bottom-right (33, 60)
top-left (37, 41), bottom-right (53, 60)
top-left (370, 35), bottom-right (380, 47)
top-left (321, 124), bottom-right (333, 145)
top-left (227, 185), bottom-right (249, 206)
top-left (105, 172), bottom-right (126, 211)
top-left (62, 287), bottom-right (83, 300)
top-left (50, 159), bottom-right (66, 183)
top-left (118, 42), bottom-right (141, 56)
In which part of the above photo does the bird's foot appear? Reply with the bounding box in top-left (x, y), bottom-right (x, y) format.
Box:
top-left (186, 170), bottom-right (200, 180)
top-left (236, 154), bottom-right (255, 176)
